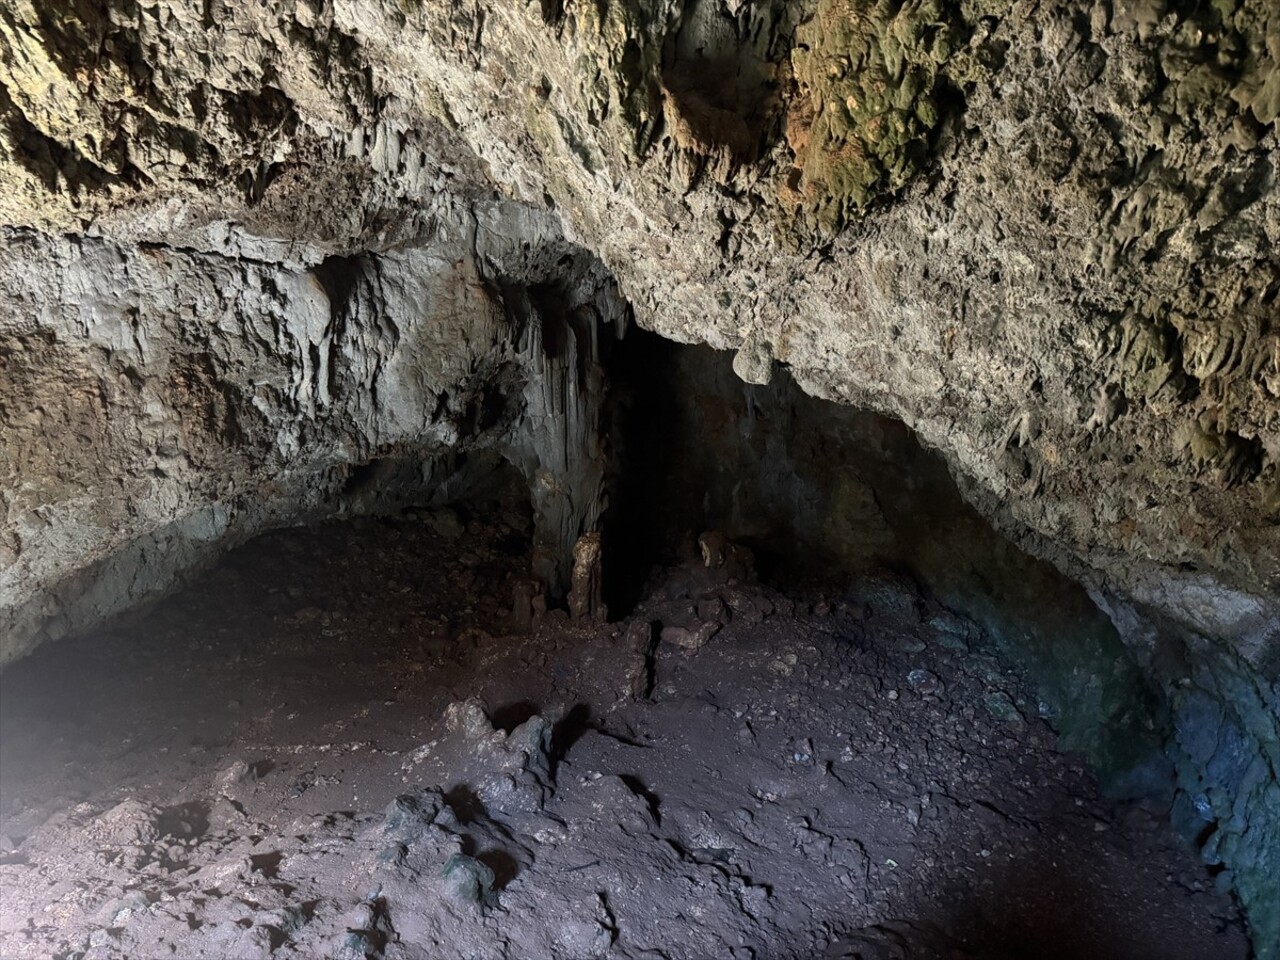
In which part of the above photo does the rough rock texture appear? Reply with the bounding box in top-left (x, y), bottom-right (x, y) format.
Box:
top-left (1, 0), bottom-right (1278, 952)
top-left (606, 337), bottom-right (1167, 782)
top-left (0, 209), bottom-right (624, 658)
top-left (0, 514), bottom-right (1251, 959)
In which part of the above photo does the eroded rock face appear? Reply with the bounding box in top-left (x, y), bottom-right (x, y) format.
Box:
top-left (0, 206), bottom-right (625, 660)
top-left (1, 0), bottom-right (1277, 952)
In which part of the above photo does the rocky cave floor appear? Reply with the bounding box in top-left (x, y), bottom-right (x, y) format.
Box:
top-left (0, 505), bottom-right (1251, 960)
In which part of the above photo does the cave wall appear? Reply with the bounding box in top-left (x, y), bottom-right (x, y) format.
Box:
top-left (2, 0), bottom-right (1276, 642)
top-left (0, 205), bottom-right (626, 661)
top-left (1, 0), bottom-right (1277, 952)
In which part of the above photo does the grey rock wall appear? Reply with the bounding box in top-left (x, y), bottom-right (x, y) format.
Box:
top-left (0, 204), bottom-right (625, 662)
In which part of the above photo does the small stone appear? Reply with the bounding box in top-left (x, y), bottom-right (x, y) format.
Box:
top-left (444, 698), bottom-right (494, 740)
top-left (896, 636), bottom-right (927, 654)
top-left (215, 759), bottom-right (251, 792)
top-left (345, 902), bottom-right (376, 930)
top-left (441, 853), bottom-right (495, 904)
top-left (983, 691), bottom-right (1025, 727)
top-left (337, 931), bottom-right (379, 960)
top-left (696, 597), bottom-right (728, 624)
top-left (927, 611), bottom-right (976, 651)
top-left (906, 668), bottom-right (940, 696)
top-left (768, 654), bottom-right (797, 677)
top-left (724, 588), bottom-right (770, 624)
top-left (836, 601), bottom-right (868, 620)
top-left (661, 622), bottom-right (719, 652)
top-left (382, 790), bottom-right (446, 845)
top-left (89, 929), bottom-right (113, 948)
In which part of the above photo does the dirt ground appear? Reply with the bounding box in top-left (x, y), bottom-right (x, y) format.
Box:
top-left (0, 507), bottom-right (1249, 959)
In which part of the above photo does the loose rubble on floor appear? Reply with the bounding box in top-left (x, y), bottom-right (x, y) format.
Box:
top-left (0, 510), bottom-right (1247, 959)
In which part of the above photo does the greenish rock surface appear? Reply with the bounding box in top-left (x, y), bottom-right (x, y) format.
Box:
top-left (441, 854), bottom-right (496, 905)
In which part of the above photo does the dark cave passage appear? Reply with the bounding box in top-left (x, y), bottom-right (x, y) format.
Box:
top-left (601, 331), bottom-right (1165, 786)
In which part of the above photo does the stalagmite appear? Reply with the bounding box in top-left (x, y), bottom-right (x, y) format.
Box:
top-left (567, 531), bottom-right (605, 620)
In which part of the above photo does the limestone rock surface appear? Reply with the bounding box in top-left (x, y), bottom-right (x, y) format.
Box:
top-left (2, 0), bottom-right (1279, 952)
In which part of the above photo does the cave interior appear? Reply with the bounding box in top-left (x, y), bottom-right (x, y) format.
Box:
top-left (1, 0), bottom-right (1279, 956)
top-left (0, 310), bottom-right (1261, 959)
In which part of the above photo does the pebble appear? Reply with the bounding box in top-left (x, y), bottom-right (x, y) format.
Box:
top-left (983, 691), bottom-right (1025, 727)
top-left (906, 668), bottom-right (941, 696)
top-left (345, 902), bottom-right (376, 929)
top-left (441, 853), bottom-right (495, 904)
top-left (661, 622), bottom-right (720, 652)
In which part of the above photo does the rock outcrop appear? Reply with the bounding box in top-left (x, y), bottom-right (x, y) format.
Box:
top-left (1, 0), bottom-right (1277, 952)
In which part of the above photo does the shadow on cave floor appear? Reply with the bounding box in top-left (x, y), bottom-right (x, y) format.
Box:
top-left (0, 511), bottom-right (1247, 959)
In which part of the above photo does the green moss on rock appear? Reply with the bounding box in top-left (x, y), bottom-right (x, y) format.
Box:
top-left (782, 0), bottom-right (985, 230)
